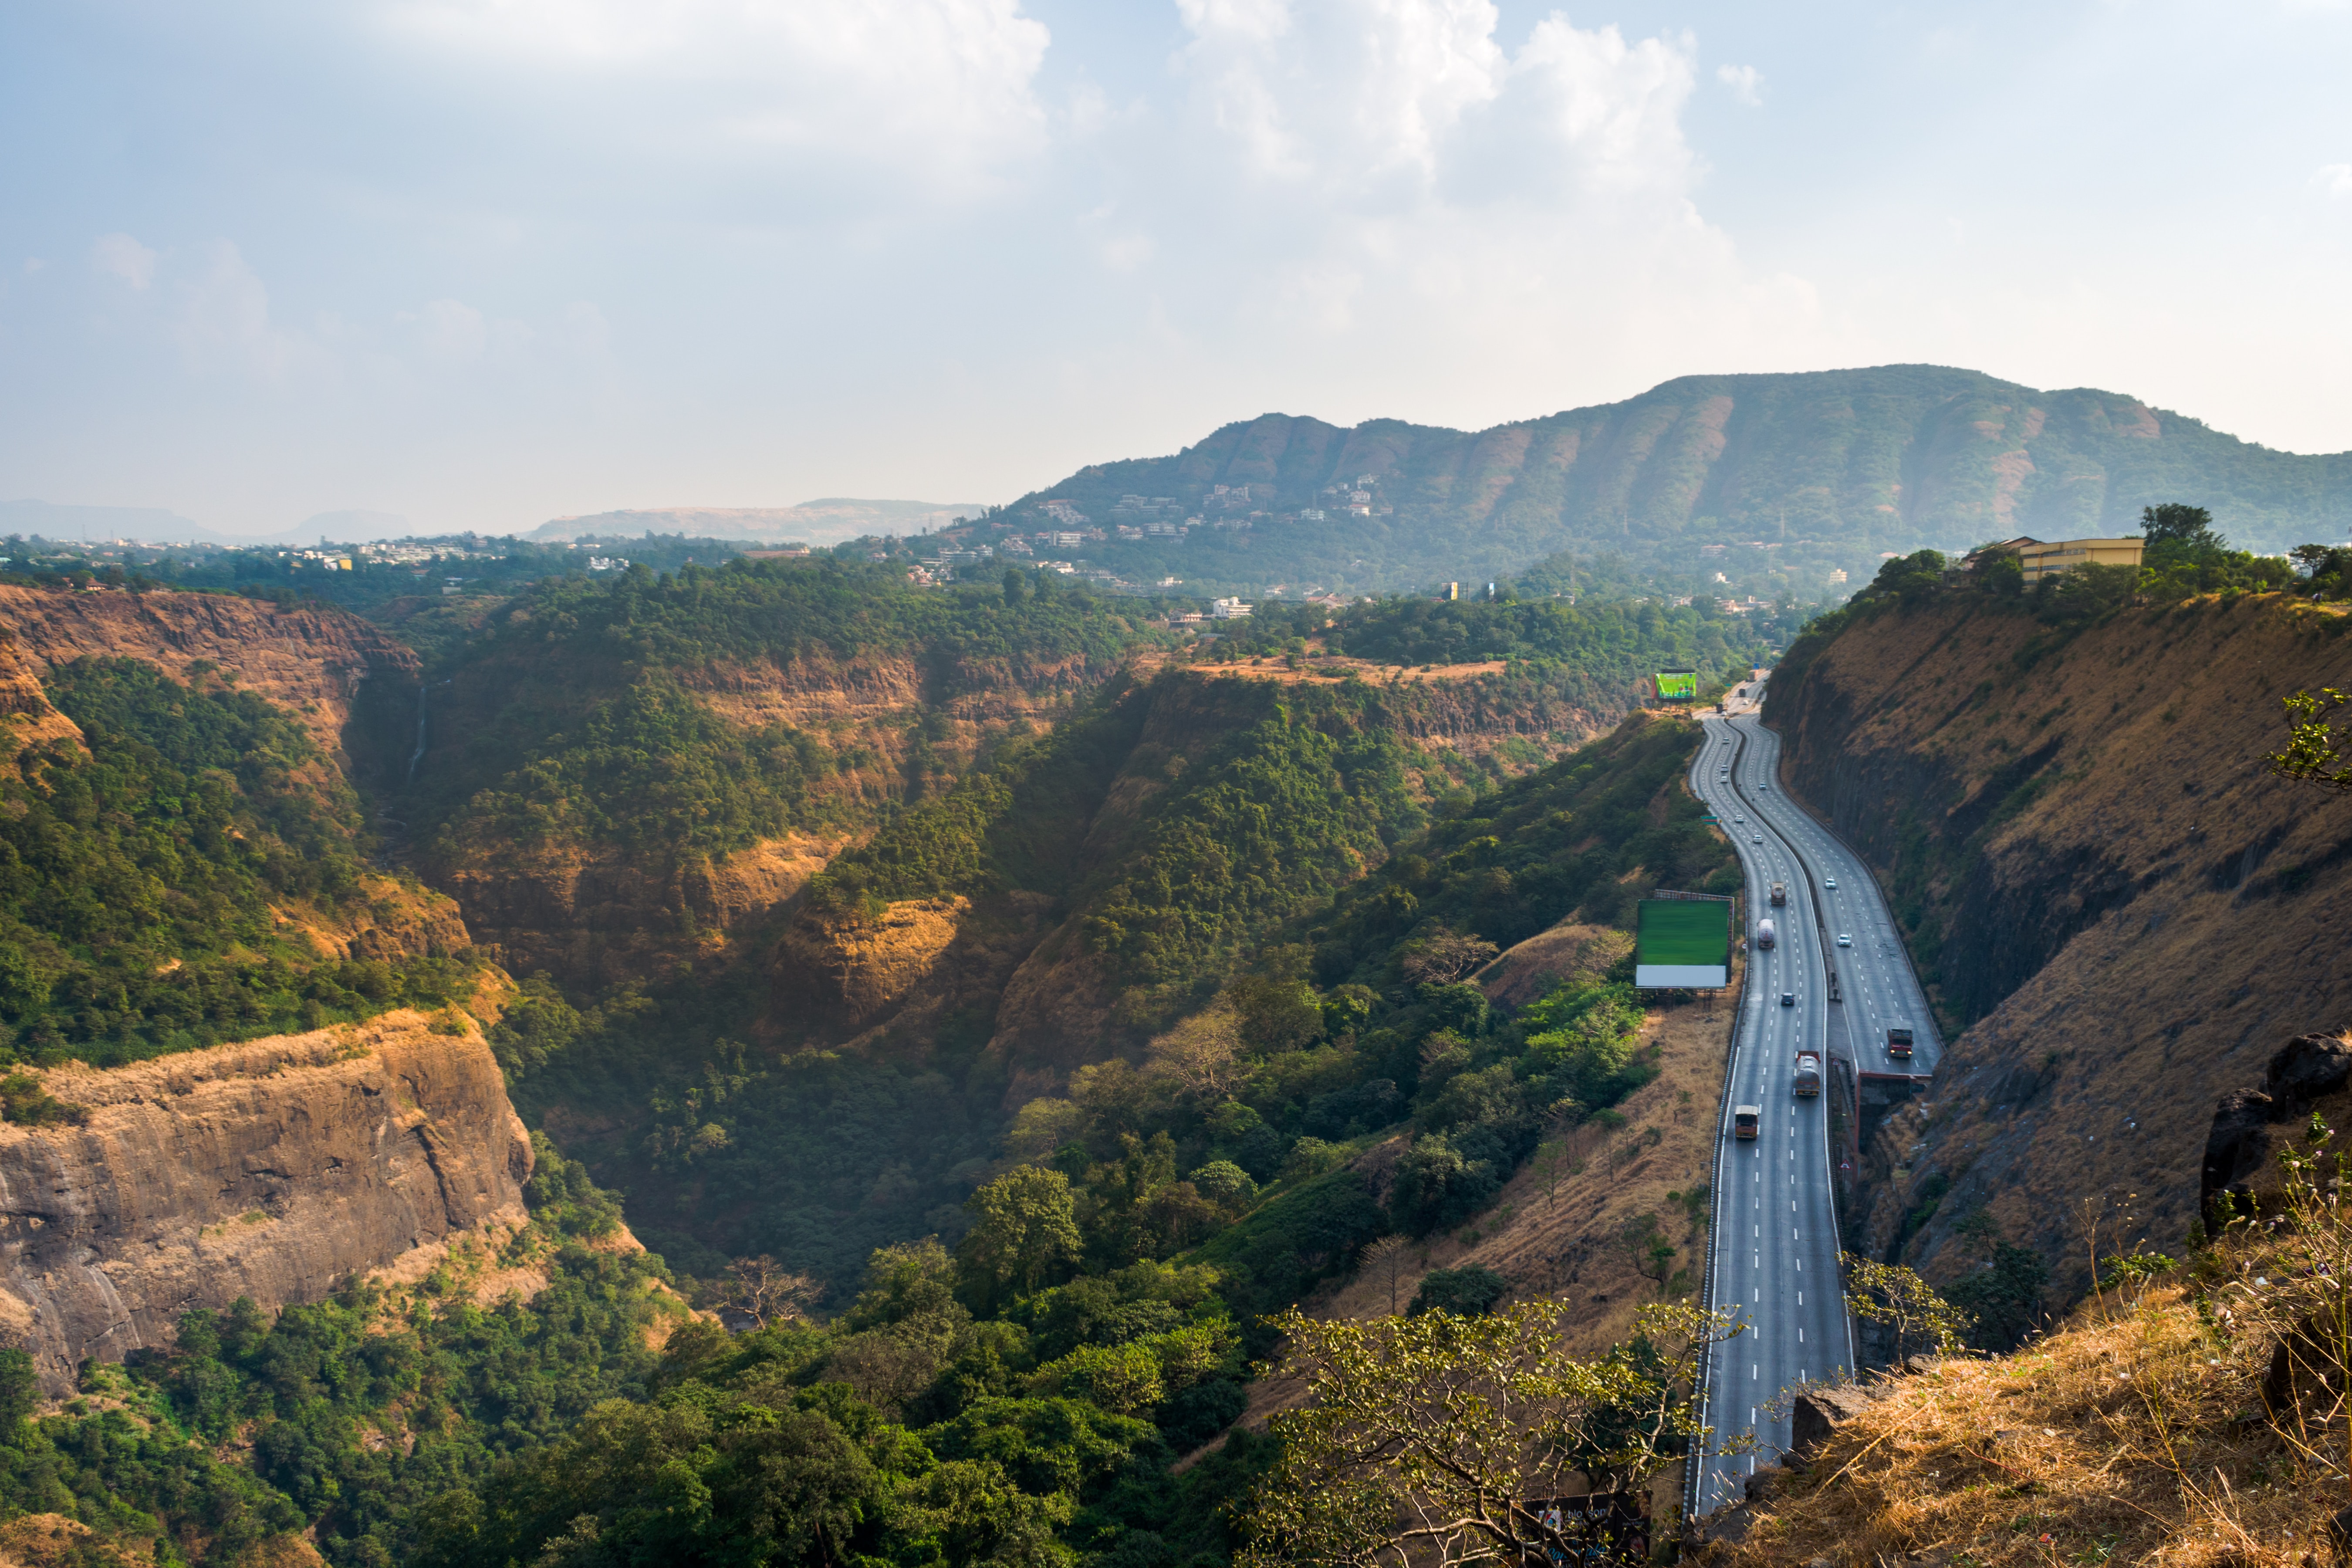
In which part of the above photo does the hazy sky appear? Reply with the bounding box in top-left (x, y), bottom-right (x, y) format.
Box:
top-left (4, 0), bottom-right (2349, 535)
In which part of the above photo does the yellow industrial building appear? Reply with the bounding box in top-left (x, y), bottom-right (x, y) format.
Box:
top-left (1974, 535), bottom-right (2147, 585)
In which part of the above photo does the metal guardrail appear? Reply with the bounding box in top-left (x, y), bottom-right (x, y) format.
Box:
top-left (1683, 719), bottom-right (1749, 1527)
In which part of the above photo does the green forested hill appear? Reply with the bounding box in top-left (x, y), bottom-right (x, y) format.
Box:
top-left (0, 659), bottom-right (476, 1068)
top-left (983, 365), bottom-right (2351, 597)
top-left (0, 560), bottom-right (1757, 1564)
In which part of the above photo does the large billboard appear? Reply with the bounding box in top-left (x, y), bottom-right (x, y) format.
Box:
top-left (1655, 669), bottom-right (1698, 703)
top-left (1635, 895), bottom-right (1730, 988)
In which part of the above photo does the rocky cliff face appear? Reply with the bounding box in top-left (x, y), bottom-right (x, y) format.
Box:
top-left (0, 584), bottom-right (420, 764)
top-left (0, 1012), bottom-right (531, 1393)
top-left (1767, 594), bottom-right (2352, 1296)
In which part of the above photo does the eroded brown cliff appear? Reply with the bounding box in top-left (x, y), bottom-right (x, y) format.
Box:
top-left (419, 644), bottom-right (1122, 981)
top-left (0, 584), bottom-right (420, 764)
top-left (0, 1012), bottom-right (531, 1392)
top-left (1766, 593), bottom-right (2352, 1297)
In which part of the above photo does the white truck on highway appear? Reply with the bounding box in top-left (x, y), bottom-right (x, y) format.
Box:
top-left (1734, 1105), bottom-right (1761, 1140)
top-left (1756, 919), bottom-right (1776, 951)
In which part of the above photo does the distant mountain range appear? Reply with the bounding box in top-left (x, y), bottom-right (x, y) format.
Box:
top-left (0, 498), bottom-right (986, 551)
top-left (0, 500), bottom-right (412, 548)
top-left (528, 500), bottom-right (987, 546)
top-left (1002, 364), bottom-right (2352, 597)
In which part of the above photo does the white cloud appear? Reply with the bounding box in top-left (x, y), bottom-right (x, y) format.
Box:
top-left (1176, 0), bottom-right (1507, 186)
top-left (1136, 0), bottom-right (1819, 429)
top-left (1717, 63), bottom-right (1764, 108)
top-left (383, 0), bottom-right (1051, 192)
top-left (407, 298), bottom-right (488, 363)
top-left (561, 301), bottom-right (610, 360)
top-left (91, 233), bottom-right (158, 289)
top-left (2317, 163), bottom-right (2352, 197)
top-left (21, 258), bottom-right (45, 275)
top-left (173, 241), bottom-right (303, 376)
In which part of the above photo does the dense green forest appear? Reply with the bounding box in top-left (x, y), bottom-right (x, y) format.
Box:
top-left (0, 1141), bottom-right (665, 1566)
top-left (0, 558), bottom-right (1744, 1563)
top-left (1206, 591), bottom-right (1765, 698)
top-left (0, 659), bottom-right (475, 1069)
top-left (410, 561), bottom-right (1168, 868)
top-left (0, 690), bottom-right (1724, 1563)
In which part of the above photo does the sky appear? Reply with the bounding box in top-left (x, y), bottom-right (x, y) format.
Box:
top-left (2, 0), bottom-right (2349, 537)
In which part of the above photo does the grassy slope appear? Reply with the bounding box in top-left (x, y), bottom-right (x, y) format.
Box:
top-left (1701, 1259), bottom-right (2334, 1568)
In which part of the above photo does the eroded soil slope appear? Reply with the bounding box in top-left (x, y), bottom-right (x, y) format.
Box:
top-left (1767, 593), bottom-right (2352, 1294)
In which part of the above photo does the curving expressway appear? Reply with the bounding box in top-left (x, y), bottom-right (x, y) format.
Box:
top-left (1683, 691), bottom-right (1944, 1517)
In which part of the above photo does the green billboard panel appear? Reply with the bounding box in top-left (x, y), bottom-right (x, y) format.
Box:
top-left (1635, 896), bottom-right (1729, 988)
top-left (1655, 669), bottom-right (1697, 702)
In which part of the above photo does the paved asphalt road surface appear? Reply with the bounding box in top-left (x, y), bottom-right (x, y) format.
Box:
top-left (1685, 687), bottom-right (1944, 1517)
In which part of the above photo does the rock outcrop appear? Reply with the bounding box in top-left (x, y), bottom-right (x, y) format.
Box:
top-left (774, 896), bottom-right (972, 1024)
top-left (2202, 1031), bottom-right (2352, 1217)
top-left (0, 584), bottom-right (420, 764)
top-left (0, 1012), bottom-right (531, 1392)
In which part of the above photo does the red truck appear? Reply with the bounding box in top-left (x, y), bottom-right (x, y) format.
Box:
top-left (1734, 1105), bottom-right (1761, 1139)
top-left (1887, 1025), bottom-right (1915, 1061)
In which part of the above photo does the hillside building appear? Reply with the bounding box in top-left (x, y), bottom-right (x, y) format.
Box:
top-left (1968, 534), bottom-right (2146, 584)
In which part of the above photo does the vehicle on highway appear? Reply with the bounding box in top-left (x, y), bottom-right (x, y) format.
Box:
top-left (1734, 814), bottom-right (1745, 823)
top-left (1752, 834), bottom-right (1762, 844)
top-left (1793, 1052), bottom-right (1821, 1097)
top-left (1836, 933), bottom-right (1852, 947)
top-left (1770, 882), bottom-right (1787, 907)
top-left (1824, 877), bottom-right (1837, 890)
top-left (1734, 1105), bottom-right (1761, 1139)
top-left (1780, 991), bottom-right (1794, 1007)
top-left (1756, 919), bottom-right (1776, 950)
top-left (1887, 1024), bottom-right (1914, 1060)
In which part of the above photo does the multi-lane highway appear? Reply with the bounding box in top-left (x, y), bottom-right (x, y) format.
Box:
top-left (1684, 687), bottom-right (1944, 1517)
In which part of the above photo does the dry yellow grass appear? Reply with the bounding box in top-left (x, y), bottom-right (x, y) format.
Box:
top-left (1703, 1269), bottom-right (2347, 1567)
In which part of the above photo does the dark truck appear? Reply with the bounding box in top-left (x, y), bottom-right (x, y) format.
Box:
top-left (1770, 881), bottom-right (1787, 907)
top-left (1886, 1024), bottom-right (1914, 1061)
top-left (1734, 1105), bottom-right (1761, 1139)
